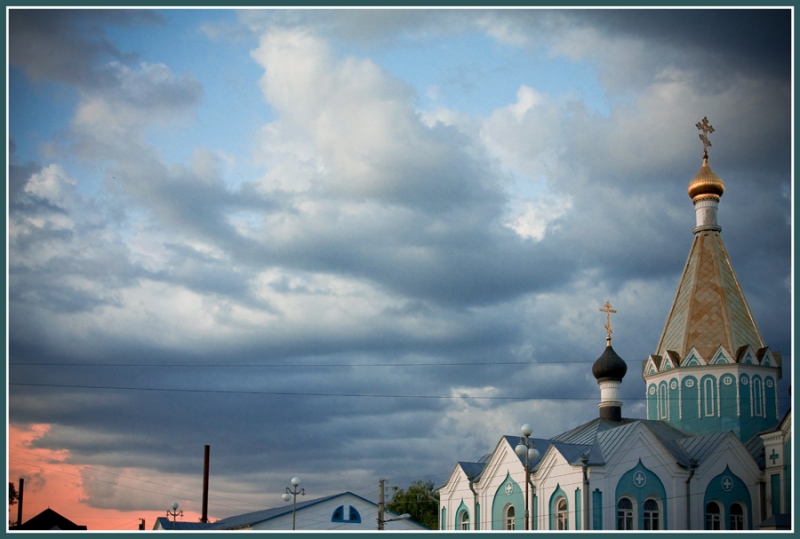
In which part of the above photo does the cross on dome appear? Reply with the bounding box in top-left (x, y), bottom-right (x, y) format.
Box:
top-left (696, 116), bottom-right (715, 158)
top-left (599, 301), bottom-right (617, 343)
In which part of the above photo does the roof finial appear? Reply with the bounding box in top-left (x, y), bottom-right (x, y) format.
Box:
top-left (599, 301), bottom-right (617, 345)
top-left (695, 116), bottom-right (714, 159)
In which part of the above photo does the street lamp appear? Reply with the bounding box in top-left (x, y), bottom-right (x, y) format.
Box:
top-left (282, 476), bottom-right (305, 530)
top-left (166, 502), bottom-right (183, 530)
top-left (514, 423), bottom-right (539, 530)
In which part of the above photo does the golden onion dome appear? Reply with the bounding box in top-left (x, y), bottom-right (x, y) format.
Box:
top-left (688, 156), bottom-right (725, 199)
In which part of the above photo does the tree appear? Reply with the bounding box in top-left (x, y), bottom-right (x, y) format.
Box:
top-left (9, 482), bottom-right (19, 526)
top-left (386, 480), bottom-right (439, 530)
top-left (9, 482), bottom-right (18, 507)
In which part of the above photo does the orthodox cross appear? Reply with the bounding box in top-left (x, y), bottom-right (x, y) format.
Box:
top-left (696, 116), bottom-right (714, 158)
top-left (769, 449), bottom-right (780, 465)
top-left (599, 301), bottom-right (617, 341)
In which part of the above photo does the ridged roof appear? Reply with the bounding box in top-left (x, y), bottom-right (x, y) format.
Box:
top-left (655, 228), bottom-right (763, 360)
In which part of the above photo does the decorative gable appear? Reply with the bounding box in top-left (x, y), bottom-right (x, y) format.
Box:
top-left (758, 347), bottom-right (778, 367)
top-left (644, 355), bottom-right (661, 376)
top-left (661, 355), bottom-right (675, 371)
top-left (736, 345), bottom-right (756, 365)
top-left (681, 348), bottom-right (705, 367)
top-left (709, 345), bottom-right (733, 365)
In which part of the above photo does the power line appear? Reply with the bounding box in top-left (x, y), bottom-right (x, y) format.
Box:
top-left (8, 381), bottom-right (648, 401)
top-left (9, 359), bottom-right (619, 367)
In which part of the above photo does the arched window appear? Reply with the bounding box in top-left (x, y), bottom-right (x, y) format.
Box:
top-left (705, 501), bottom-right (721, 530)
top-left (659, 384), bottom-right (668, 419)
top-left (617, 497), bottom-right (633, 530)
top-left (459, 510), bottom-right (469, 530)
top-left (703, 377), bottom-right (716, 416)
top-left (729, 502), bottom-right (744, 530)
top-left (504, 505), bottom-right (515, 530)
top-left (557, 498), bottom-right (568, 530)
top-left (753, 377), bottom-right (764, 417)
top-left (643, 499), bottom-right (659, 530)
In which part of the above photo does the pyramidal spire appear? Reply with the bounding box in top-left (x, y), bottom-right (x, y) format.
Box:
top-left (656, 118), bottom-right (763, 361)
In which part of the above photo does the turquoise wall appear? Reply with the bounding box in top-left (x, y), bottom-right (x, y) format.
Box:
top-left (615, 460), bottom-right (668, 530)
top-left (455, 500), bottom-right (470, 530)
top-left (703, 466), bottom-right (752, 529)
top-left (592, 489), bottom-right (602, 530)
top-left (647, 372), bottom-right (779, 442)
top-left (491, 473), bottom-right (523, 530)
top-left (548, 484), bottom-right (568, 530)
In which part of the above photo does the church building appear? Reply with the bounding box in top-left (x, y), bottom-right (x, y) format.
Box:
top-left (438, 119), bottom-right (791, 531)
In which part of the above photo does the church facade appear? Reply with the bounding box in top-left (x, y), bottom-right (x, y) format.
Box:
top-left (438, 120), bottom-right (791, 531)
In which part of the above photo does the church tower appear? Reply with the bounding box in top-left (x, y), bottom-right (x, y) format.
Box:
top-left (642, 118), bottom-right (782, 442)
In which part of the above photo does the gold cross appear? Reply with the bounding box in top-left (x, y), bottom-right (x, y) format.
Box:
top-left (599, 301), bottom-right (617, 340)
top-left (695, 116), bottom-right (714, 157)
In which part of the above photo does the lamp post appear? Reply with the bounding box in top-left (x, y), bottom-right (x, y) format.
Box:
top-left (166, 502), bottom-right (183, 530)
top-left (282, 477), bottom-right (305, 530)
top-left (514, 423), bottom-right (539, 531)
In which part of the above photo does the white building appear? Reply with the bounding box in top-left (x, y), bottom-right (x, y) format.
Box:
top-left (153, 491), bottom-right (429, 531)
top-left (438, 122), bottom-right (792, 531)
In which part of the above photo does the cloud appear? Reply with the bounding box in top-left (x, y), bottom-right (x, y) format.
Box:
top-left (7, 9), bottom-right (791, 526)
top-left (9, 9), bottom-right (163, 86)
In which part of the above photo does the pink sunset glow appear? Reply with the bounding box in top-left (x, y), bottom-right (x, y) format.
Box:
top-left (8, 424), bottom-right (203, 531)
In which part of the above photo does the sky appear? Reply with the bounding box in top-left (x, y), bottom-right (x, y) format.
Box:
top-left (6, 7), bottom-right (793, 531)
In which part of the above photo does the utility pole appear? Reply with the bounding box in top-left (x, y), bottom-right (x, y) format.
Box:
top-left (17, 478), bottom-right (24, 527)
top-left (201, 445), bottom-right (210, 523)
top-left (377, 478), bottom-right (386, 530)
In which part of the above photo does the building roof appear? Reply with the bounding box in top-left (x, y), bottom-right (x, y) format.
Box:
top-left (153, 518), bottom-right (213, 531)
top-left (14, 508), bottom-right (87, 530)
top-left (154, 491), bottom-right (425, 531)
top-left (655, 155), bottom-right (763, 361)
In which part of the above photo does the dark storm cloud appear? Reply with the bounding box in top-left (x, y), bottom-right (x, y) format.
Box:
top-left (7, 8), bottom-right (791, 520)
top-left (9, 9), bottom-right (163, 86)
top-left (576, 9), bottom-right (791, 82)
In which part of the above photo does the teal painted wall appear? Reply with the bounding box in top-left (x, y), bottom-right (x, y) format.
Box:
top-left (548, 484), bottom-right (569, 530)
top-left (669, 377), bottom-right (680, 422)
top-left (574, 488), bottom-right (581, 530)
top-left (703, 466), bottom-right (752, 529)
top-left (491, 473), bottom-right (523, 530)
top-left (592, 489), bottom-right (602, 530)
top-left (615, 460), bottom-right (668, 530)
top-left (770, 474), bottom-right (780, 515)
top-left (455, 500), bottom-right (470, 530)
top-left (649, 371), bottom-right (779, 442)
top-left (647, 383), bottom-right (657, 420)
top-left (784, 438), bottom-right (791, 515)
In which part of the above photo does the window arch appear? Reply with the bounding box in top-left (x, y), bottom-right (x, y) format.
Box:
top-left (658, 383), bottom-right (668, 419)
top-left (705, 501), bottom-right (721, 530)
top-left (459, 509), bottom-right (470, 530)
top-left (643, 499), bottom-right (660, 530)
top-left (556, 498), bottom-right (568, 530)
top-left (702, 376), bottom-right (717, 416)
top-left (730, 502), bottom-right (744, 530)
top-left (752, 377), bottom-right (764, 417)
top-left (617, 497), bottom-right (633, 530)
top-left (504, 505), bottom-right (515, 530)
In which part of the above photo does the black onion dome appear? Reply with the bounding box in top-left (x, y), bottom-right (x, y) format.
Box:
top-left (592, 344), bottom-right (628, 381)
